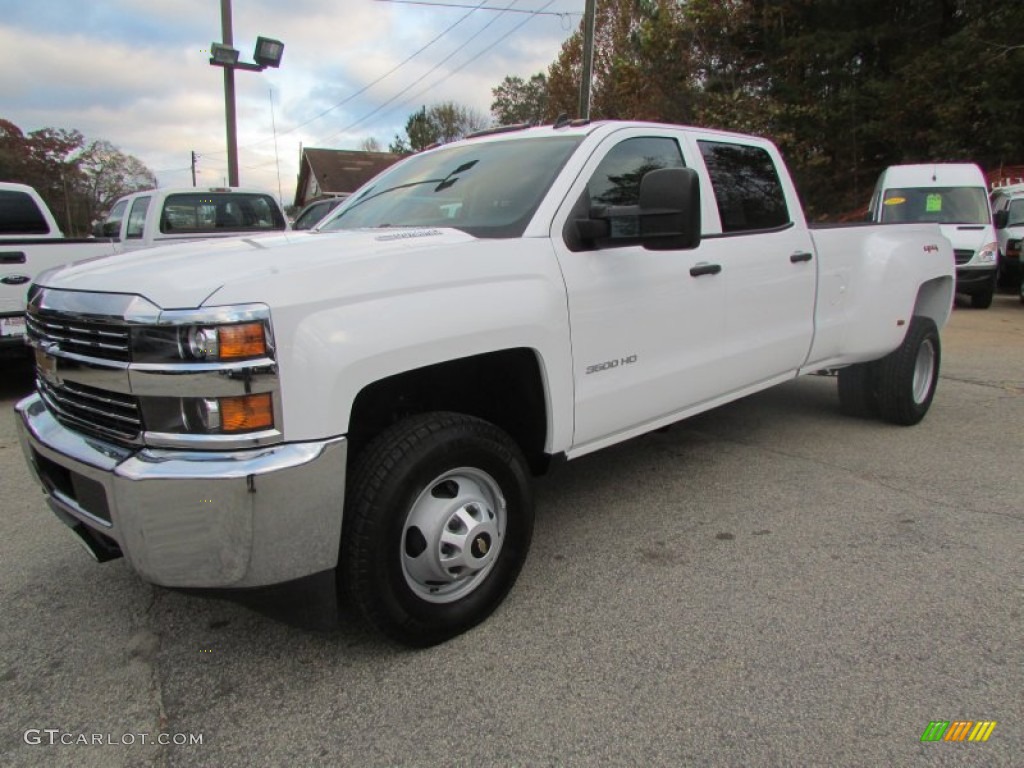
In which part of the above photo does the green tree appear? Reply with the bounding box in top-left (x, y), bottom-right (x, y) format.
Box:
top-left (534, 0), bottom-right (1024, 218)
top-left (77, 140), bottom-right (158, 228)
top-left (0, 118), bottom-right (157, 234)
top-left (491, 73), bottom-right (549, 125)
top-left (389, 102), bottom-right (489, 155)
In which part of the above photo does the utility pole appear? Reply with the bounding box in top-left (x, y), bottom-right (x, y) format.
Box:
top-left (191, 151), bottom-right (198, 187)
top-left (220, 0), bottom-right (239, 187)
top-left (579, 0), bottom-right (597, 120)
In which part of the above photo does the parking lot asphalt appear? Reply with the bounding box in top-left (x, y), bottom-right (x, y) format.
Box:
top-left (0, 294), bottom-right (1021, 768)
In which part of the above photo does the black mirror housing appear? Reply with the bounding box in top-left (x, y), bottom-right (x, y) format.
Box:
top-left (993, 210), bottom-right (1009, 230)
top-left (566, 166), bottom-right (702, 252)
top-left (638, 167), bottom-right (701, 250)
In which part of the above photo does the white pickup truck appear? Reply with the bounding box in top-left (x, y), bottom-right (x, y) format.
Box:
top-left (0, 184), bottom-right (288, 354)
top-left (0, 182), bottom-right (119, 351)
top-left (15, 121), bottom-right (954, 646)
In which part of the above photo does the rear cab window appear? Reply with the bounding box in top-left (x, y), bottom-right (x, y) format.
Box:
top-left (0, 190), bottom-right (51, 235)
top-left (159, 193), bottom-right (286, 234)
top-left (697, 140), bottom-right (790, 233)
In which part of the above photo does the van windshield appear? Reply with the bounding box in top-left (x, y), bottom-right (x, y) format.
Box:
top-left (879, 187), bottom-right (990, 225)
top-left (320, 136), bottom-right (583, 238)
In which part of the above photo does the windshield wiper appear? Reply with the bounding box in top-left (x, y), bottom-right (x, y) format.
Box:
top-left (345, 160), bottom-right (480, 211)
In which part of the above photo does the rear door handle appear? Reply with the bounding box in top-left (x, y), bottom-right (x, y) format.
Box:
top-left (790, 251), bottom-right (813, 263)
top-left (0, 251), bottom-right (27, 264)
top-left (689, 263), bottom-right (722, 277)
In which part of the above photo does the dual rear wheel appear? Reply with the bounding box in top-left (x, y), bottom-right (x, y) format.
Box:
top-left (837, 316), bottom-right (940, 426)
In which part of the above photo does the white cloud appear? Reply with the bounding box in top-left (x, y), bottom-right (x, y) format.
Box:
top-left (0, 1), bottom-right (579, 204)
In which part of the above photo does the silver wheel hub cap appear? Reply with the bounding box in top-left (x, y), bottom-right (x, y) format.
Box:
top-left (401, 467), bottom-right (506, 604)
top-left (912, 338), bottom-right (936, 405)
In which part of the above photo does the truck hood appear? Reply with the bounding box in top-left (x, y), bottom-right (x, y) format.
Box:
top-left (36, 228), bottom-right (477, 309)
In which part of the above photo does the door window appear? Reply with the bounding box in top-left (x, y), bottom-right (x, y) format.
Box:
top-left (585, 136), bottom-right (685, 242)
top-left (126, 196), bottom-right (151, 239)
top-left (102, 200), bottom-right (129, 237)
top-left (698, 141), bottom-right (790, 232)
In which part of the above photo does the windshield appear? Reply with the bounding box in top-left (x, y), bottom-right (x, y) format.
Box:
top-left (320, 136), bottom-right (583, 238)
top-left (879, 186), bottom-right (990, 225)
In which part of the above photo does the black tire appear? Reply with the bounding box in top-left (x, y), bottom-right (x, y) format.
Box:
top-left (341, 412), bottom-right (534, 647)
top-left (970, 280), bottom-right (994, 309)
top-left (837, 362), bottom-right (879, 418)
top-left (876, 317), bottom-right (940, 426)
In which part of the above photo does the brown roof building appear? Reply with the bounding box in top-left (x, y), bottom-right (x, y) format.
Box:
top-left (294, 148), bottom-right (400, 208)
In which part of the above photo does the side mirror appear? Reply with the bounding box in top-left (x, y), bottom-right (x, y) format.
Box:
top-left (569, 167), bottom-right (702, 251)
top-left (92, 221), bottom-right (104, 238)
top-left (993, 210), bottom-right (1008, 230)
top-left (637, 167), bottom-right (701, 250)
top-left (102, 221), bottom-right (120, 238)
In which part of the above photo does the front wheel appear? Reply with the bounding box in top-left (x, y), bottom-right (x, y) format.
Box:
top-left (970, 278), bottom-right (995, 309)
top-left (341, 412), bottom-right (534, 646)
top-left (876, 317), bottom-right (940, 426)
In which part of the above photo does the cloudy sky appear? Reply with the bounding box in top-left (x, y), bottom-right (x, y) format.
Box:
top-left (0, 0), bottom-right (582, 204)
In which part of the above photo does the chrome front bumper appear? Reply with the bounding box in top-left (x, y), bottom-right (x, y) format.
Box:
top-left (15, 393), bottom-right (347, 588)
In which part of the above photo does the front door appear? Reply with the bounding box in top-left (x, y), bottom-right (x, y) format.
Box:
top-left (550, 129), bottom-right (729, 451)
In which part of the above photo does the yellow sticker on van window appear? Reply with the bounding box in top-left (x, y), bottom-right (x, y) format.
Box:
top-left (884, 197), bottom-right (906, 205)
top-left (926, 194), bottom-right (943, 212)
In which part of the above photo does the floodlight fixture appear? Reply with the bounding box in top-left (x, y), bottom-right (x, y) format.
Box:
top-left (254, 37), bottom-right (285, 69)
top-left (209, 42), bottom-right (239, 66)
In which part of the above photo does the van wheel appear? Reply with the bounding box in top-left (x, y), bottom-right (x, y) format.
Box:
top-left (837, 363), bottom-right (879, 418)
top-left (970, 281), bottom-right (994, 309)
top-left (876, 317), bottom-right (940, 426)
top-left (341, 412), bottom-right (533, 647)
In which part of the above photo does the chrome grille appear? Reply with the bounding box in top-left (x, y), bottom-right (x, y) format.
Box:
top-left (37, 377), bottom-right (142, 443)
top-left (26, 311), bottom-right (131, 362)
top-left (953, 249), bottom-right (974, 265)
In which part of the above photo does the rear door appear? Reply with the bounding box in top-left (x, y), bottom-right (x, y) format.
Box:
top-left (685, 135), bottom-right (817, 393)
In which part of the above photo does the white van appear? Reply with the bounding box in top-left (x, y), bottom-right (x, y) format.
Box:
top-left (868, 164), bottom-right (998, 308)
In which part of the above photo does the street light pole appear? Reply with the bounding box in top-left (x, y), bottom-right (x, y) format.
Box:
top-left (220, 0), bottom-right (239, 187)
top-left (579, 0), bottom-right (597, 120)
top-left (209, 1), bottom-right (284, 188)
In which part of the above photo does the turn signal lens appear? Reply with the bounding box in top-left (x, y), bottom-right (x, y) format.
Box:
top-left (219, 393), bottom-right (273, 432)
top-left (218, 323), bottom-right (266, 359)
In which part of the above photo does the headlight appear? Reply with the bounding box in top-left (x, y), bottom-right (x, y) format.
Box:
top-left (976, 242), bottom-right (998, 264)
top-left (131, 305), bottom-right (273, 364)
top-left (127, 304), bottom-right (279, 444)
top-left (142, 393), bottom-right (275, 437)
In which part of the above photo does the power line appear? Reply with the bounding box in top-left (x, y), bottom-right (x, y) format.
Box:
top-left (326, 0), bottom-right (558, 144)
top-left (375, 0), bottom-right (578, 17)
top-left (311, 0), bottom-right (550, 148)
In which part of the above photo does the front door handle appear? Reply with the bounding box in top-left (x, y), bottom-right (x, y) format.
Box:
top-left (689, 263), bottom-right (722, 277)
top-left (790, 251), bottom-right (813, 263)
